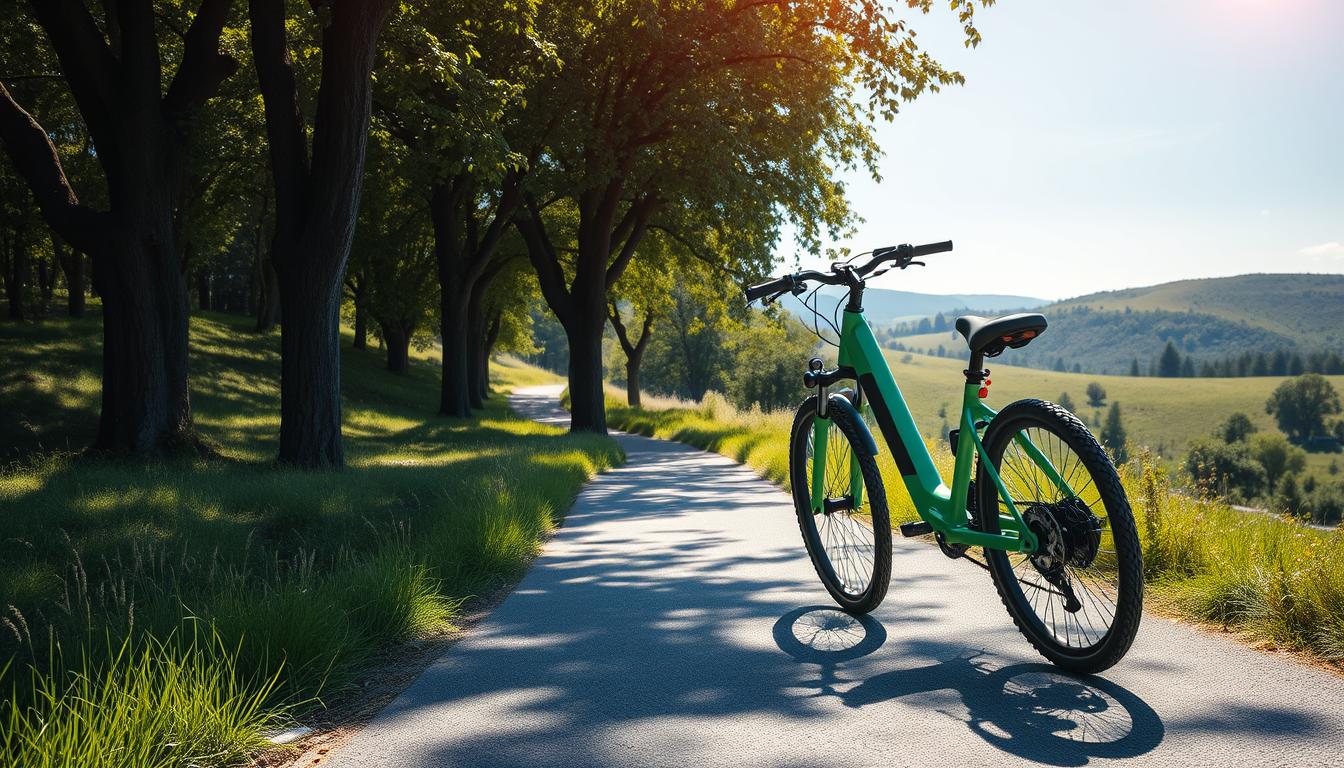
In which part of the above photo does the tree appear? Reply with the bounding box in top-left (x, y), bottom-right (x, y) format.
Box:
top-left (1057, 392), bottom-right (1076, 412)
top-left (1101, 402), bottom-right (1128, 463)
top-left (1184, 438), bottom-right (1265, 502)
top-left (1214, 412), bottom-right (1257, 444)
top-left (1129, 358), bottom-right (1140, 377)
top-left (726, 309), bottom-right (817, 411)
top-left (372, 2), bottom-right (551, 416)
top-left (1265, 373), bottom-right (1341, 443)
top-left (1274, 471), bottom-right (1303, 516)
top-left (607, 235), bottom-right (699, 407)
top-left (249, 0), bottom-right (398, 466)
top-left (1249, 432), bottom-right (1307, 496)
top-left (1086, 382), bottom-right (1107, 408)
top-left (1158, 341), bottom-right (1182, 377)
top-left (643, 281), bottom-right (734, 402)
top-left (0, 1), bottom-right (237, 452)
top-left (351, 144), bottom-right (437, 375)
top-left (514, 0), bottom-right (981, 433)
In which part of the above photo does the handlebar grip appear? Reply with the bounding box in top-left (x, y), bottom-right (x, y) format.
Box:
top-left (745, 276), bottom-right (789, 302)
top-left (912, 240), bottom-right (953, 257)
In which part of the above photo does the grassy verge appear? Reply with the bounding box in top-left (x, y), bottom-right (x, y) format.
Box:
top-left (606, 390), bottom-right (1344, 666)
top-left (0, 312), bottom-right (620, 767)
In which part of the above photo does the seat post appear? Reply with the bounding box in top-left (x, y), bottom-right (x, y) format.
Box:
top-left (965, 351), bottom-right (987, 384)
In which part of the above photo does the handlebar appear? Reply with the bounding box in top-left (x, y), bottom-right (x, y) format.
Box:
top-left (744, 240), bottom-right (953, 304)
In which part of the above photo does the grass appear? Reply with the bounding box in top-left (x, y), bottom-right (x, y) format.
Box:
top-left (605, 389), bottom-right (1344, 667)
top-left (870, 348), bottom-right (1344, 475)
top-left (0, 310), bottom-right (620, 766)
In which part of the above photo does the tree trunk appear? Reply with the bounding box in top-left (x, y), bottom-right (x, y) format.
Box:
top-left (196, 268), bottom-right (211, 311)
top-left (626, 356), bottom-right (642, 408)
top-left (353, 303), bottom-right (368, 350)
top-left (55, 234), bottom-right (84, 317)
top-left (517, 188), bottom-right (655, 434)
top-left (37, 254), bottom-right (53, 307)
top-left (5, 228), bottom-right (27, 321)
top-left (464, 274), bottom-right (487, 410)
top-left (431, 181), bottom-right (475, 417)
top-left (480, 310), bottom-right (500, 402)
top-left (383, 321), bottom-right (410, 374)
top-left (440, 297), bottom-right (472, 416)
top-left (91, 223), bottom-right (194, 453)
top-left (254, 257), bottom-right (280, 331)
top-left (276, 265), bottom-right (343, 466)
top-left (561, 293), bottom-right (610, 435)
top-left (608, 305), bottom-right (652, 408)
top-left (250, 0), bottom-right (395, 467)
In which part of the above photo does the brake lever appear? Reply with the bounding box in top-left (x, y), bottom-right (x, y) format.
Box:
top-left (906, 260), bottom-right (926, 268)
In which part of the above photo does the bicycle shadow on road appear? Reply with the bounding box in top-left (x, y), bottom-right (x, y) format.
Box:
top-left (773, 606), bottom-right (1164, 767)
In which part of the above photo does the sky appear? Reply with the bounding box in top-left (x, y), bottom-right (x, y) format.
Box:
top-left (787, 0), bottom-right (1344, 300)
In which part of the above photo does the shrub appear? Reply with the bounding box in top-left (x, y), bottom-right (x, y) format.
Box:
top-left (1086, 382), bottom-right (1107, 407)
top-left (1215, 412), bottom-right (1257, 444)
top-left (1184, 438), bottom-right (1266, 503)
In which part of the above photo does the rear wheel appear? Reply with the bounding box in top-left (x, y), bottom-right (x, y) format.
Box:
top-left (977, 399), bottom-right (1143, 673)
top-left (789, 394), bottom-right (892, 613)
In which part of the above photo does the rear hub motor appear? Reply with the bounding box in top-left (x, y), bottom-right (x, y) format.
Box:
top-left (1022, 498), bottom-right (1102, 613)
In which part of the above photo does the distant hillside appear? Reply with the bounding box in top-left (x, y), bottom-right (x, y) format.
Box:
top-left (782, 285), bottom-right (1047, 326)
top-left (1052, 273), bottom-right (1344, 349)
top-left (889, 273), bottom-right (1344, 375)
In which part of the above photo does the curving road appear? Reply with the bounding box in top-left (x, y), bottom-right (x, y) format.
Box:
top-left (325, 384), bottom-right (1344, 768)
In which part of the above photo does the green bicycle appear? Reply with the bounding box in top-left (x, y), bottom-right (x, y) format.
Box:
top-left (746, 241), bottom-right (1143, 673)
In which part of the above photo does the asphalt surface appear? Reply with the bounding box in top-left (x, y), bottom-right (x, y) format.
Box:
top-left (326, 384), bottom-right (1344, 768)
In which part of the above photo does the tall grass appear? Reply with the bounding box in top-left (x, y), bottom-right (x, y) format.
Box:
top-left (0, 312), bottom-right (620, 766)
top-left (3, 629), bottom-right (284, 768)
top-left (606, 390), bottom-right (1344, 665)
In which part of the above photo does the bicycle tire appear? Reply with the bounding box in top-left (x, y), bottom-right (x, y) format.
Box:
top-left (789, 393), bottom-right (892, 613)
top-left (977, 399), bottom-right (1143, 673)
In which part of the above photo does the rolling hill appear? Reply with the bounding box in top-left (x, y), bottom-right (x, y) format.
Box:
top-left (1050, 273), bottom-right (1344, 348)
top-left (889, 273), bottom-right (1344, 375)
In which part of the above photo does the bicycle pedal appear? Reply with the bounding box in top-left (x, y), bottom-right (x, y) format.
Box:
top-left (899, 521), bottom-right (933, 538)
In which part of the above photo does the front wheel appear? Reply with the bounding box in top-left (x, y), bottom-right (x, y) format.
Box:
top-left (789, 394), bottom-right (892, 613)
top-left (977, 399), bottom-right (1144, 673)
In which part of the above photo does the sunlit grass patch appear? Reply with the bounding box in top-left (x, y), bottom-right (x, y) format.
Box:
top-left (1, 629), bottom-right (286, 768)
top-left (0, 312), bottom-right (619, 767)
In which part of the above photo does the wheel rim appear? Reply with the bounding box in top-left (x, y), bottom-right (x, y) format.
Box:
top-left (994, 424), bottom-right (1121, 651)
top-left (805, 418), bottom-right (876, 598)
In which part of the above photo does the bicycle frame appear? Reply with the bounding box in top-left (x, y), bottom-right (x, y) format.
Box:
top-left (808, 309), bottom-right (1078, 555)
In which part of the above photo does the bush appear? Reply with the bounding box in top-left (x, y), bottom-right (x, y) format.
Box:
top-left (1184, 438), bottom-right (1265, 503)
top-left (1215, 412), bottom-right (1257, 443)
top-left (1086, 382), bottom-right (1107, 407)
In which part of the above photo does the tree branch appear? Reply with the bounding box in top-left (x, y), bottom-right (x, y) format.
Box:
top-left (648, 223), bottom-right (749, 281)
top-left (605, 195), bottom-right (656, 289)
top-left (607, 302), bottom-right (634, 356)
top-left (163, 0), bottom-right (239, 120)
top-left (27, 0), bottom-right (120, 153)
top-left (248, 0), bottom-right (310, 238)
top-left (515, 194), bottom-right (572, 327)
top-left (0, 81), bottom-right (109, 253)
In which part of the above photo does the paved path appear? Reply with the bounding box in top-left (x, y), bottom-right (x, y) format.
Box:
top-left (327, 384), bottom-right (1344, 768)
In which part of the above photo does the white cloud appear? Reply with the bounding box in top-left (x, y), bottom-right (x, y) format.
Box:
top-left (1297, 241), bottom-right (1344, 260)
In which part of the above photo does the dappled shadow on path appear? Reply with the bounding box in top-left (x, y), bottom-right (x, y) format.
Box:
top-left (772, 606), bottom-right (1162, 766)
top-left (329, 418), bottom-right (1333, 768)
